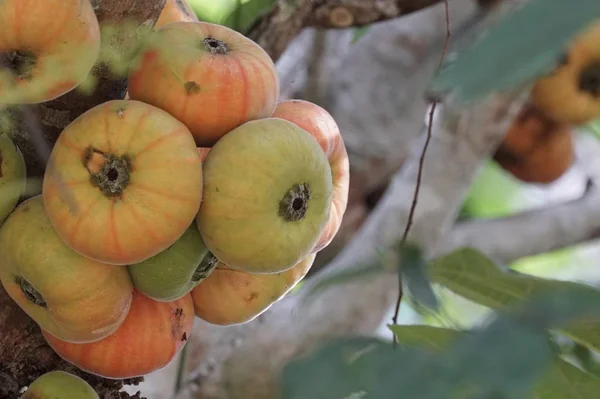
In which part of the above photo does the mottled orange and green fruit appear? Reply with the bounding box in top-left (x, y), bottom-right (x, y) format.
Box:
top-left (531, 21), bottom-right (600, 124)
top-left (0, 0), bottom-right (101, 104)
top-left (127, 21), bottom-right (279, 147)
top-left (128, 223), bottom-right (219, 302)
top-left (0, 195), bottom-right (133, 343)
top-left (0, 133), bottom-right (26, 225)
top-left (23, 371), bottom-right (98, 399)
top-left (196, 118), bottom-right (332, 274)
top-left (42, 100), bottom-right (203, 266)
top-left (273, 99), bottom-right (350, 253)
top-left (192, 254), bottom-right (315, 325)
top-left (43, 289), bottom-right (194, 379)
top-left (156, 0), bottom-right (199, 28)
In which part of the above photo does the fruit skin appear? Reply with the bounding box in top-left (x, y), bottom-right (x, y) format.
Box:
top-left (272, 100), bottom-right (350, 253)
top-left (196, 118), bottom-right (333, 274)
top-left (128, 223), bottom-right (219, 302)
top-left (156, 0), bottom-right (199, 28)
top-left (42, 99), bottom-right (203, 266)
top-left (493, 103), bottom-right (574, 184)
top-left (127, 21), bottom-right (280, 147)
top-left (0, 195), bottom-right (133, 343)
top-left (0, 0), bottom-right (101, 104)
top-left (0, 133), bottom-right (26, 225)
top-left (531, 22), bottom-right (600, 124)
top-left (198, 147), bottom-right (211, 162)
top-left (43, 289), bottom-right (194, 380)
top-left (23, 371), bottom-right (99, 399)
top-left (192, 253), bottom-right (315, 326)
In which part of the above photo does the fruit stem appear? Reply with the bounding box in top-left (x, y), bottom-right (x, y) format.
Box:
top-left (191, 252), bottom-right (219, 282)
top-left (0, 50), bottom-right (37, 80)
top-left (16, 277), bottom-right (47, 308)
top-left (279, 183), bottom-right (311, 222)
top-left (202, 37), bottom-right (229, 55)
top-left (578, 62), bottom-right (600, 97)
top-left (83, 147), bottom-right (132, 198)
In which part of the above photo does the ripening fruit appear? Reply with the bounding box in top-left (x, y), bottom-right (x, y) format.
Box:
top-left (272, 100), bottom-right (350, 253)
top-left (23, 371), bottom-right (99, 399)
top-left (531, 21), bottom-right (600, 124)
top-left (43, 290), bottom-right (194, 379)
top-left (196, 118), bottom-right (332, 274)
top-left (493, 103), bottom-right (574, 184)
top-left (42, 100), bottom-right (203, 265)
top-left (191, 254), bottom-right (315, 326)
top-left (0, 195), bottom-right (133, 343)
top-left (0, 0), bottom-right (101, 104)
top-left (127, 21), bottom-right (279, 147)
top-left (0, 133), bottom-right (26, 225)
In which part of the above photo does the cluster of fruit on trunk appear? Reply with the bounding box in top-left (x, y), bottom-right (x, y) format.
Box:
top-left (494, 20), bottom-right (600, 184)
top-left (0, 0), bottom-right (350, 390)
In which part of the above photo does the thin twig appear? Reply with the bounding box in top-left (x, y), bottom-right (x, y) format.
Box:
top-left (392, 0), bottom-right (451, 347)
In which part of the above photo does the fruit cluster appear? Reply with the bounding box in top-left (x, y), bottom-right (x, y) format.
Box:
top-left (494, 20), bottom-right (600, 184)
top-left (0, 0), bottom-right (349, 384)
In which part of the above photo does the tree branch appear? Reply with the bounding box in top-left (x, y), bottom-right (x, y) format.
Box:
top-left (247, 0), bottom-right (445, 62)
top-left (0, 1), bottom-right (165, 397)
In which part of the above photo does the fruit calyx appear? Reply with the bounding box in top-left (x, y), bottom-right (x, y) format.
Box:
top-left (279, 183), bottom-right (311, 222)
top-left (191, 252), bottom-right (219, 282)
top-left (202, 37), bottom-right (229, 55)
top-left (0, 50), bottom-right (37, 80)
top-left (83, 147), bottom-right (132, 197)
top-left (16, 277), bottom-right (47, 308)
top-left (578, 62), bottom-right (600, 97)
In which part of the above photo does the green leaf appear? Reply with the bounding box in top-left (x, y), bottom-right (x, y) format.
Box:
top-left (429, 247), bottom-right (600, 351)
top-left (427, 0), bottom-right (600, 104)
top-left (223, 0), bottom-right (277, 33)
top-left (390, 325), bottom-right (600, 398)
top-left (398, 243), bottom-right (439, 311)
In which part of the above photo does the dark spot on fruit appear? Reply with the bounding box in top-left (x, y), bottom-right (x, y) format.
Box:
top-left (181, 332), bottom-right (187, 342)
top-left (247, 292), bottom-right (259, 302)
top-left (185, 81), bottom-right (201, 95)
top-left (579, 62), bottom-right (600, 97)
top-left (174, 308), bottom-right (183, 317)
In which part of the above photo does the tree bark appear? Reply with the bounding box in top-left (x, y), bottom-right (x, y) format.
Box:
top-left (0, 1), bottom-right (165, 398)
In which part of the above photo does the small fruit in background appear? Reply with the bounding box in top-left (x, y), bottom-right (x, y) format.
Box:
top-left (156, 0), bottom-right (199, 28)
top-left (0, 0), bottom-right (101, 104)
top-left (493, 103), bottom-right (574, 184)
top-left (531, 21), bottom-right (600, 124)
top-left (272, 100), bottom-right (350, 253)
top-left (22, 370), bottom-right (99, 399)
top-left (128, 223), bottom-right (219, 302)
top-left (197, 118), bottom-right (333, 274)
top-left (192, 254), bottom-right (316, 326)
top-left (43, 289), bottom-right (194, 380)
top-left (0, 133), bottom-right (26, 226)
top-left (0, 195), bottom-right (133, 343)
top-left (42, 100), bottom-right (203, 266)
top-left (127, 21), bottom-right (280, 147)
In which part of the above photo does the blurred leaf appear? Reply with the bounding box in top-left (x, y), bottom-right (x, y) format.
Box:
top-left (284, 285), bottom-right (600, 399)
top-left (429, 247), bottom-right (600, 351)
top-left (188, 0), bottom-right (238, 26)
top-left (428, 0), bottom-right (600, 104)
top-left (223, 0), bottom-right (277, 34)
top-left (390, 325), bottom-right (600, 398)
top-left (351, 26), bottom-right (370, 44)
top-left (398, 242), bottom-right (439, 311)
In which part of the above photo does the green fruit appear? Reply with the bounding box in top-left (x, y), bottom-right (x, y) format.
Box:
top-left (0, 133), bottom-right (26, 225)
top-left (196, 118), bottom-right (333, 274)
top-left (127, 223), bottom-right (219, 302)
top-left (23, 371), bottom-right (99, 399)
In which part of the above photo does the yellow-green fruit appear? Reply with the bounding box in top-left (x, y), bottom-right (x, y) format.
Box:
top-left (191, 253), bottom-right (315, 326)
top-left (196, 118), bottom-right (333, 274)
top-left (0, 133), bottom-right (26, 225)
top-left (23, 371), bottom-right (99, 399)
top-left (128, 223), bottom-right (219, 302)
top-left (0, 195), bottom-right (133, 344)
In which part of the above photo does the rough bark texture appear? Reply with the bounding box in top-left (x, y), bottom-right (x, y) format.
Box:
top-left (247, 0), bottom-right (445, 62)
top-left (0, 0), bottom-right (165, 397)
